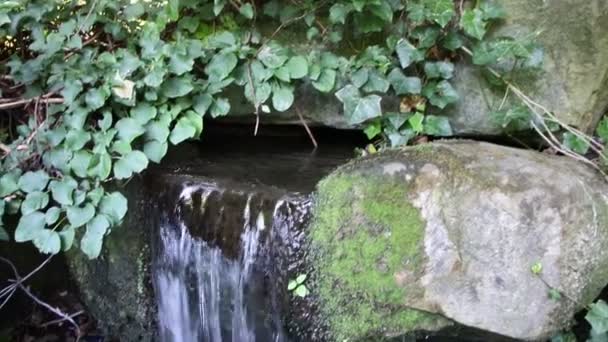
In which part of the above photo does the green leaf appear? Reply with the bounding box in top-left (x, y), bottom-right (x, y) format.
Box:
top-left (411, 26), bottom-right (440, 49)
top-left (239, 3), bottom-right (254, 19)
top-left (587, 300), bottom-right (608, 335)
top-left (67, 203), bottom-right (96, 228)
top-left (205, 52), bottom-right (238, 81)
top-left (350, 95), bottom-right (382, 125)
top-left (388, 129), bottom-right (415, 147)
top-left (563, 132), bottom-right (590, 155)
top-left (329, 3), bottom-right (351, 24)
top-left (272, 86), bottom-right (295, 112)
top-left (64, 129), bottom-right (91, 151)
top-left (422, 0), bottom-right (454, 27)
top-left (170, 117), bottom-right (197, 145)
top-left (49, 178), bottom-right (78, 206)
top-left (288, 280), bottom-right (298, 291)
top-left (597, 118), bottom-right (608, 141)
top-left (45, 207), bottom-right (61, 225)
top-left (0, 227), bottom-right (8, 241)
top-left (388, 69), bottom-right (421, 95)
top-left (114, 151), bottom-right (149, 179)
top-left (312, 69), bottom-right (337, 93)
top-left (296, 274), bottom-right (307, 284)
top-left (294, 285), bottom-right (309, 297)
top-left (88, 152), bottom-right (112, 181)
top-left (59, 227), bottom-right (75, 251)
top-left (98, 192), bottom-right (128, 225)
top-left (131, 103), bottom-right (157, 125)
top-left (193, 94), bottom-right (213, 116)
top-left (0, 172), bottom-right (20, 197)
top-left (460, 9), bottom-right (487, 40)
top-left (286, 56), bottom-right (309, 79)
top-left (479, 2), bottom-right (506, 20)
top-left (244, 82), bottom-right (272, 106)
top-left (81, 215), bottom-right (110, 259)
top-left (364, 121), bottom-right (382, 139)
top-left (257, 42), bottom-right (289, 69)
top-left (423, 115), bottom-right (453, 136)
top-left (335, 85), bottom-right (362, 118)
top-left (85, 88), bottom-right (108, 110)
top-left (162, 77), bottom-right (194, 98)
top-left (362, 69), bottom-right (390, 93)
top-left (424, 61), bottom-right (454, 79)
top-left (15, 212), bottom-right (46, 242)
top-left (409, 113), bottom-right (424, 133)
top-left (116, 118), bottom-right (145, 143)
top-left (61, 80), bottom-right (83, 105)
top-left (33, 229), bottom-right (61, 254)
top-left (21, 191), bottom-right (49, 216)
top-left (424, 81), bottom-right (459, 109)
top-left (351, 68), bottom-right (369, 88)
top-left (144, 141), bottom-right (168, 163)
top-left (442, 32), bottom-right (464, 51)
top-left (210, 98), bottom-right (231, 118)
top-left (70, 151), bottom-right (93, 178)
top-left (395, 39), bottom-right (424, 69)
top-left (18, 170), bottom-right (50, 193)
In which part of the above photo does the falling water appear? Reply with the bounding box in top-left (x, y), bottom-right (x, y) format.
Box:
top-left (153, 184), bottom-right (309, 342)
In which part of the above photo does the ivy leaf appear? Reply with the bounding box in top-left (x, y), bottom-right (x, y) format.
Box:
top-left (335, 85), bottom-right (361, 118)
top-left (479, 2), bottom-right (506, 20)
top-left (15, 212), bottom-right (46, 242)
top-left (130, 103), bottom-right (157, 125)
top-left (351, 68), bottom-right (369, 88)
top-left (210, 98), bottom-right (231, 118)
top-left (145, 121), bottom-right (170, 142)
top-left (81, 215), bottom-right (110, 259)
top-left (423, 0), bottom-right (454, 27)
top-left (115, 118), bottom-right (145, 143)
top-left (362, 69), bottom-right (390, 93)
top-left (59, 227), bottom-right (75, 251)
top-left (244, 82), bottom-right (272, 106)
top-left (329, 3), bottom-right (351, 24)
top-left (67, 203), bottom-right (95, 228)
top-left (272, 86), bottom-right (295, 112)
top-left (0, 172), bottom-right (20, 197)
top-left (395, 39), bottom-right (424, 69)
top-left (364, 121), bottom-right (382, 139)
top-left (563, 132), bottom-right (589, 155)
top-left (18, 170), bottom-right (50, 193)
top-left (170, 117), bottom-right (197, 145)
top-left (70, 151), bottom-right (93, 178)
top-left (45, 207), bottom-right (61, 225)
top-left (388, 69), bottom-right (421, 95)
top-left (423, 81), bottom-right (459, 109)
top-left (460, 9), bottom-right (487, 40)
top-left (85, 88), bottom-right (108, 110)
top-left (350, 95), bottom-right (382, 125)
top-left (596, 118), bottom-right (608, 141)
top-left (286, 56), bottom-right (309, 79)
top-left (162, 77), bottom-right (194, 98)
top-left (49, 178), bottom-right (78, 206)
top-left (193, 94), bottom-right (213, 116)
top-left (424, 115), bottom-right (453, 136)
top-left (113, 151), bottom-right (149, 179)
top-left (64, 129), bottom-right (91, 151)
top-left (144, 141), bottom-right (168, 163)
top-left (61, 80), bottom-right (83, 105)
top-left (312, 69), bottom-right (337, 93)
top-left (99, 192), bottom-right (128, 225)
top-left (239, 3), bottom-right (254, 19)
top-left (257, 42), bottom-right (289, 69)
top-left (33, 229), bottom-right (61, 254)
top-left (408, 112), bottom-right (424, 133)
top-left (205, 52), bottom-right (238, 81)
top-left (424, 61), bottom-right (454, 79)
top-left (21, 191), bottom-right (49, 216)
top-left (587, 300), bottom-right (608, 335)
top-left (442, 32), bottom-right (464, 51)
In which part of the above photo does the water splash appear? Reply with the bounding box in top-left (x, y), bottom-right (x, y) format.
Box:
top-left (153, 187), bottom-right (302, 342)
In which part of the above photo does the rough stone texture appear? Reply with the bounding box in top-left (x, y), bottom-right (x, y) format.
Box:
top-left (219, 0), bottom-right (608, 136)
top-left (450, 0), bottom-right (608, 135)
top-left (309, 140), bottom-right (608, 341)
top-left (65, 178), bottom-right (156, 342)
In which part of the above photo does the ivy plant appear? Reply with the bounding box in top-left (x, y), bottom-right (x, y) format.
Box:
top-left (0, 0), bottom-right (540, 258)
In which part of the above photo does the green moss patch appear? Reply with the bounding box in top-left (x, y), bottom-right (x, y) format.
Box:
top-left (309, 172), bottom-right (445, 341)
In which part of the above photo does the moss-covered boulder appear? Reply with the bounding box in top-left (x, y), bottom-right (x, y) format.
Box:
top-left (308, 141), bottom-right (608, 341)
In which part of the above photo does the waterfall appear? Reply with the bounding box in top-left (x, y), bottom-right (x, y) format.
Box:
top-left (153, 183), bottom-right (310, 342)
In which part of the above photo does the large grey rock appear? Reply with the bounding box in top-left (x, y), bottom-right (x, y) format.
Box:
top-left (220, 0), bottom-right (608, 136)
top-left (449, 0), bottom-right (608, 134)
top-left (308, 141), bottom-right (608, 341)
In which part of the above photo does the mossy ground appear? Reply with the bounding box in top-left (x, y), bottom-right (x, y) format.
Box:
top-left (309, 171), bottom-right (445, 341)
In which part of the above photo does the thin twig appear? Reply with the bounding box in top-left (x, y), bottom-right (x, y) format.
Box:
top-left (0, 98), bottom-right (63, 110)
top-left (295, 106), bottom-right (318, 148)
top-left (40, 310), bottom-right (85, 328)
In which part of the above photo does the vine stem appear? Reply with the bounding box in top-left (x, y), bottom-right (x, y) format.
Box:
top-left (460, 46), bottom-right (606, 167)
top-left (0, 98), bottom-right (64, 110)
top-left (295, 106), bottom-right (318, 148)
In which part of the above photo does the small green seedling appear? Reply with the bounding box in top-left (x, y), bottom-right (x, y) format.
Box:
top-left (288, 274), bottom-right (309, 298)
top-left (531, 262), bottom-right (543, 275)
